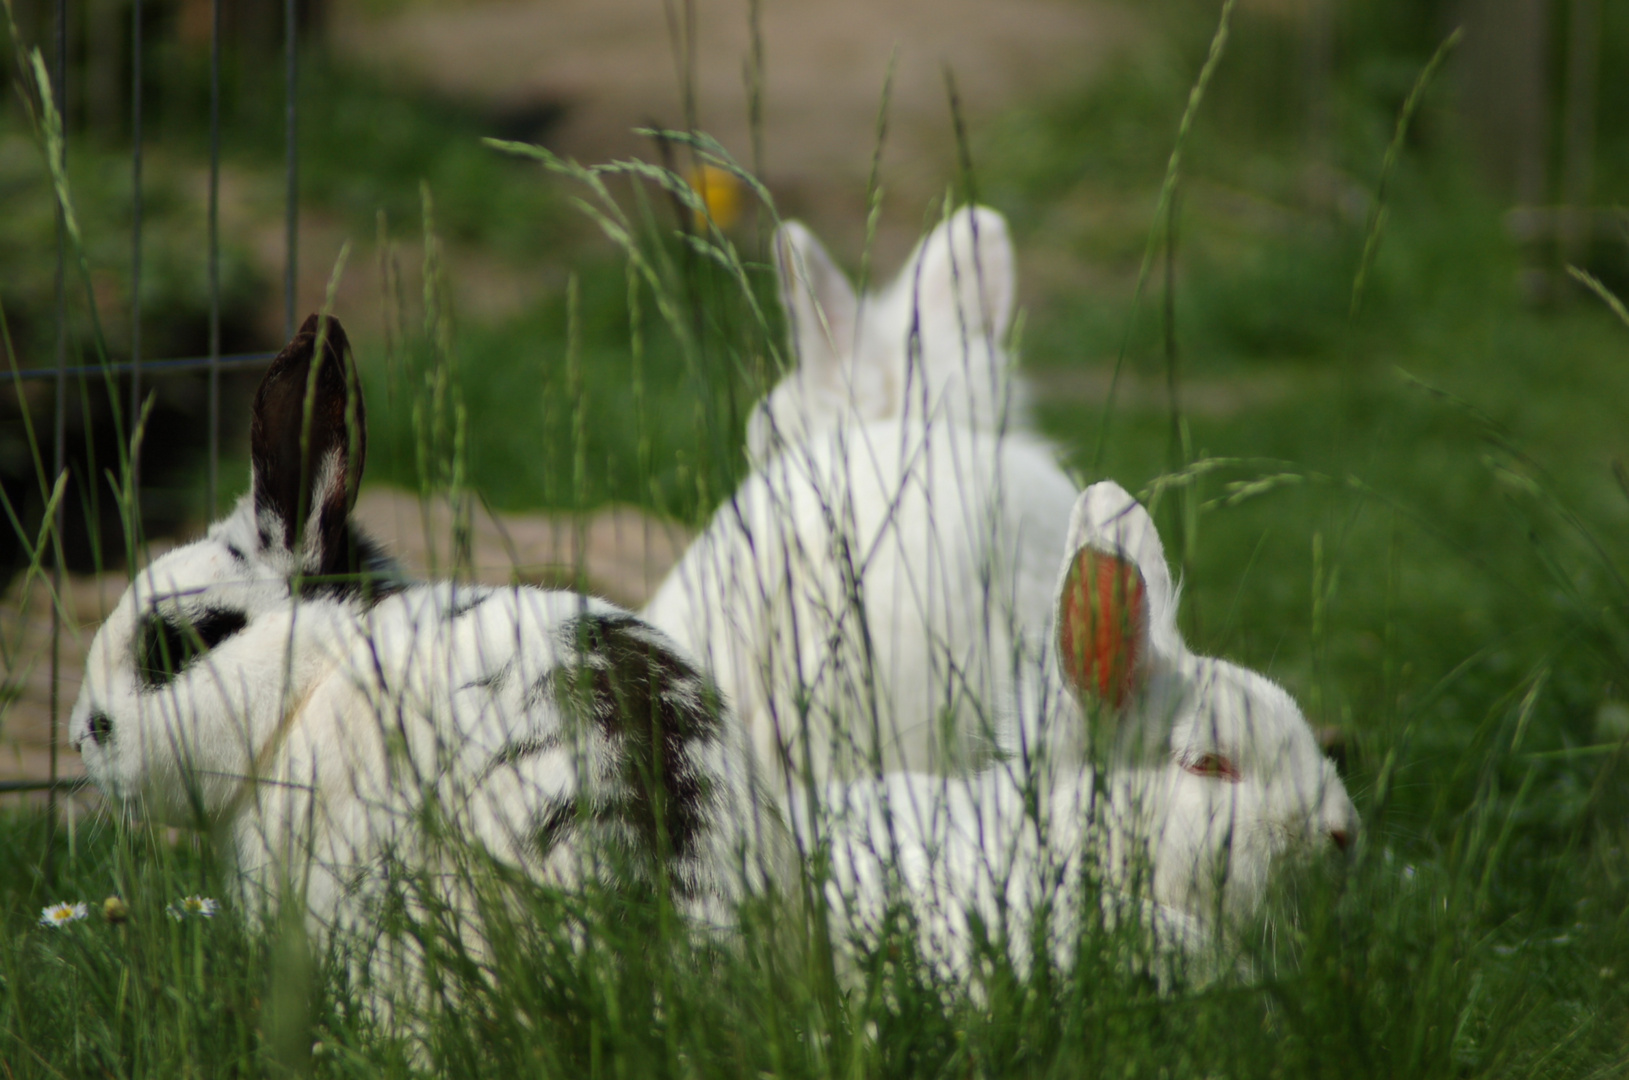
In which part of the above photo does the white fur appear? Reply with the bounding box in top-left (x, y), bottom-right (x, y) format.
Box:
top-left (651, 205), bottom-right (1356, 972)
top-left (649, 208), bottom-right (1074, 792)
top-left (644, 418), bottom-right (1080, 794)
top-left (747, 206), bottom-right (1027, 464)
top-left (794, 482), bottom-right (1359, 975)
top-left (72, 509), bottom-right (755, 935)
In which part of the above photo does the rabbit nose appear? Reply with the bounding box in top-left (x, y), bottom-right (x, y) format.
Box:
top-left (87, 711), bottom-right (113, 748)
top-left (1328, 828), bottom-right (1351, 853)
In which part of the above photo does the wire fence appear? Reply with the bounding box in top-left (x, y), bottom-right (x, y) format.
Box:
top-left (10, 0), bottom-right (307, 818)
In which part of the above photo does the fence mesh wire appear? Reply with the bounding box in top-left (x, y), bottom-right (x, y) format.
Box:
top-left (11, 1), bottom-right (302, 819)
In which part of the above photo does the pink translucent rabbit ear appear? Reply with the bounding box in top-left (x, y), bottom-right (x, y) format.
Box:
top-left (1056, 546), bottom-right (1148, 709)
top-left (1061, 481), bottom-right (1181, 661)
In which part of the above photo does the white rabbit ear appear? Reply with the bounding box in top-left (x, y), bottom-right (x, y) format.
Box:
top-left (1054, 482), bottom-right (1180, 709)
top-left (250, 312), bottom-right (366, 575)
top-left (907, 205), bottom-right (1015, 344)
top-left (774, 220), bottom-right (857, 375)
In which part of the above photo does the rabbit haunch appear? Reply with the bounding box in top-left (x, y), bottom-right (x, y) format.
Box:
top-left (747, 205), bottom-right (1029, 464)
top-left (69, 313), bottom-right (756, 935)
top-left (795, 481), bottom-right (1360, 974)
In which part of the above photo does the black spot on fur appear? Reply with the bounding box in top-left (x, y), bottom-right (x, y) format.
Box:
top-left (294, 526), bottom-right (406, 606)
top-left (88, 711), bottom-right (113, 747)
top-left (520, 669), bottom-right (558, 715)
top-left (532, 797), bottom-right (578, 860)
top-left (550, 613), bottom-right (724, 879)
top-left (136, 607), bottom-right (249, 688)
top-left (464, 661), bottom-right (514, 694)
top-left (445, 588), bottom-right (492, 621)
top-left (484, 732), bottom-right (561, 777)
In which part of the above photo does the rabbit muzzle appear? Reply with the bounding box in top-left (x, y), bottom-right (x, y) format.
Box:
top-left (1124, 759), bottom-right (1358, 925)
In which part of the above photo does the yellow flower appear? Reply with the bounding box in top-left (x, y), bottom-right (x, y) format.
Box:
top-left (102, 896), bottom-right (129, 924)
top-left (687, 165), bottom-right (743, 230)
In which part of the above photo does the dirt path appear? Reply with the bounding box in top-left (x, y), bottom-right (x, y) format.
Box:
top-left (331, 0), bottom-right (1134, 261)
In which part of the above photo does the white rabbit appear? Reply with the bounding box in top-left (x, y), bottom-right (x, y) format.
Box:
top-left (794, 481), bottom-right (1359, 978)
top-left (68, 315), bottom-right (762, 954)
top-left (648, 208), bottom-right (1076, 794)
top-left (746, 205), bottom-right (1030, 465)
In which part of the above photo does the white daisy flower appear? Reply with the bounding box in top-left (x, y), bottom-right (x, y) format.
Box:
top-left (167, 896), bottom-right (219, 920)
top-left (39, 901), bottom-right (89, 928)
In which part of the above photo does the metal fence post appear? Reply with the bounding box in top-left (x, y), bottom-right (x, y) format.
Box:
top-left (131, 0), bottom-right (144, 497)
top-left (285, 0), bottom-right (299, 340)
top-left (208, 0), bottom-right (222, 518)
top-left (45, 0), bottom-right (68, 886)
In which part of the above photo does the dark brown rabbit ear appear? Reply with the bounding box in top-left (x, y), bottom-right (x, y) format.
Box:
top-left (250, 313), bottom-right (366, 572)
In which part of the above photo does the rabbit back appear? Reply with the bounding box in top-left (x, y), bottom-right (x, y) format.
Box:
top-left (645, 418), bottom-right (1079, 795)
top-left (228, 581), bottom-right (754, 929)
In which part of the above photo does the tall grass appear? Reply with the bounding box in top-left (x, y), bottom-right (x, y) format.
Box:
top-left (2, 1), bottom-right (1629, 1076)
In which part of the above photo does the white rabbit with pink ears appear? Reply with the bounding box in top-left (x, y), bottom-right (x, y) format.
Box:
top-left (797, 480), bottom-right (1359, 974)
top-left (646, 205), bottom-right (1356, 968)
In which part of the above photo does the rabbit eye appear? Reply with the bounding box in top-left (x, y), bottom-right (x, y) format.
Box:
top-left (137, 608), bottom-right (249, 688)
top-left (1183, 752), bottom-right (1242, 782)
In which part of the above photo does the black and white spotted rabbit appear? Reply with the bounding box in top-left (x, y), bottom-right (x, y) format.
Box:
top-left (68, 315), bottom-right (762, 949)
